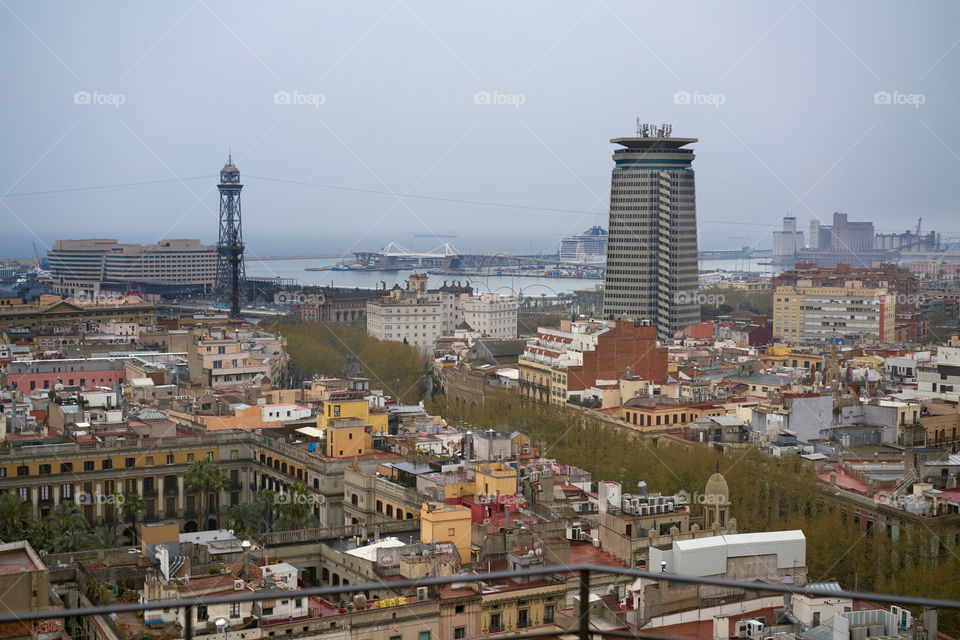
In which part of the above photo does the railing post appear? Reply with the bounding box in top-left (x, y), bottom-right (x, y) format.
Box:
top-left (578, 568), bottom-right (589, 640)
top-left (184, 605), bottom-right (193, 640)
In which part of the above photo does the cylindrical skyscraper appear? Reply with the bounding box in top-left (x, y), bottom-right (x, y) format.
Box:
top-left (602, 124), bottom-right (700, 340)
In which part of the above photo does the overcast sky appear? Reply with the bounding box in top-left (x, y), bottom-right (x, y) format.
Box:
top-left (1, 1), bottom-right (959, 259)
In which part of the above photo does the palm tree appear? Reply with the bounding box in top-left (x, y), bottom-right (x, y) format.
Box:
top-left (49, 500), bottom-right (88, 536)
top-left (185, 457), bottom-right (232, 530)
top-left (26, 520), bottom-right (54, 553)
top-left (228, 503), bottom-right (261, 536)
top-left (91, 525), bottom-right (128, 549)
top-left (53, 529), bottom-right (94, 553)
top-left (0, 492), bottom-right (32, 542)
top-left (120, 493), bottom-right (146, 545)
top-left (275, 482), bottom-right (313, 531)
top-left (253, 490), bottom-right (278, 532)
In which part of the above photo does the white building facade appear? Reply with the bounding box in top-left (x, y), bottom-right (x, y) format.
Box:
top-left (367, 275), bottom-right (517, 351)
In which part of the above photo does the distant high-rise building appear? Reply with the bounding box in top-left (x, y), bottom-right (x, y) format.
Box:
top-left (771, 216), bottom-right (804, 263)
top-left (602, 123), bottom-right (699, 340)
top-left (798, 212), bottom-right (886, 268)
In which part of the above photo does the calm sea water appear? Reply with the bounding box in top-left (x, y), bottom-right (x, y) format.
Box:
top-left (245, 257), bottom-right (782, 296)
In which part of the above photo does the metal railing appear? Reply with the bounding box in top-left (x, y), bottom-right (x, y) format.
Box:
top-left (4, 564), bottom-right (959, 640)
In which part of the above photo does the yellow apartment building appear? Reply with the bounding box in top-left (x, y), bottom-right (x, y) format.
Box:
top-left (420, 503), bottom-right (472, 562)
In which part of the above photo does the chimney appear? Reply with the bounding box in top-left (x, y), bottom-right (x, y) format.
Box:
top-left (504, 506), bottom-right (510, 529)
top-left (830, 473), bottom-right (837, 487)
top-left (922, 608), bottom-right (937, 640)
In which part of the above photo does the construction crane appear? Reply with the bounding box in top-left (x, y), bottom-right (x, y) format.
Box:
top-left (32, 242), bottom-right (41, 269)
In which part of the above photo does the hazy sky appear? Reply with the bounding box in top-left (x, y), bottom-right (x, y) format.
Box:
top-left (2, 1), bottom-right (959, 259)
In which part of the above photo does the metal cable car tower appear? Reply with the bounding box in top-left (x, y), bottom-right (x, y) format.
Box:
top-left (214, 154), bottom-right (246, 317)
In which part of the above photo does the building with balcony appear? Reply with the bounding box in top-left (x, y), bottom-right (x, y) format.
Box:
top-left (187, 333), bottom-right (271, 388)
top-left (519, 319), bottom-right (668, 406)
top-left (0, 429), bottom-right (392, 536)
top-left (342, 465), bottom-right (422, 527)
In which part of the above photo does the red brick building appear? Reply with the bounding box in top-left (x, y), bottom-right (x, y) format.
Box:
top-left (567, 322), bottom-right (667, 392)
top-left (894, 310), bottom-right (928, 344)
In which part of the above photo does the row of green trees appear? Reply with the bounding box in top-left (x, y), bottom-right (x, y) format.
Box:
top-left (0, 458), bottom-right (237, 554)
top-left (427, 394), bottom-right (960, 635)
top-left (0, 493), bottom-right (133, 553)
top-left (227, 483), bottom-right (319, 535)
top-left (0, 455), bottom-right (323, 553)
top-left (263, 318), bottom-right (428, 402)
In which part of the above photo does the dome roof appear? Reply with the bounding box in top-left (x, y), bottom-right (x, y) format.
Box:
top-left (704, 472), bottom-right (730, 504)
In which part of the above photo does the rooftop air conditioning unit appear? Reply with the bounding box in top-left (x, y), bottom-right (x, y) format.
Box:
top-left (639, 505), bottom-right (649, 516)
top-left (417, 587), bottom-right (428, 602)
top-left (234, 580), bottom-right (244, 591)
